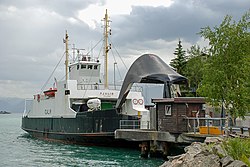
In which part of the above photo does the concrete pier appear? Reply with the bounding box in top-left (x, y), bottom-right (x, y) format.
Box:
top-left (115, 129), bottom-right (209, 158)
top-left (115, 129), bottom-right (205, 143)
top-left (115, 97), bottom-right (229, 158)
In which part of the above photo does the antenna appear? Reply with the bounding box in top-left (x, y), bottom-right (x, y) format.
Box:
top-left (64, 30), bottom-right (69, 81)
top-left (72, 44), bottom-right (77, 61)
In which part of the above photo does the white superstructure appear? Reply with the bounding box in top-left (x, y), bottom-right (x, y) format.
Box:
top-left (24, 52), bottom-right (150, 128)
top-left (24, 10), bottom-right (150, 129)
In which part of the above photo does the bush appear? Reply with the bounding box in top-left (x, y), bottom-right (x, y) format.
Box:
top-left (223, 138), bottom-right (250, 165)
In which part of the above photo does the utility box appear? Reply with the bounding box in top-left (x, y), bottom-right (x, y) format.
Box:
top-left (152, 97), bottom-right (206, 133)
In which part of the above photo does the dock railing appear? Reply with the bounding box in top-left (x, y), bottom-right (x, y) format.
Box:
top-left (184, 117), bottom-right (227, 135)
top-left (119, 120), bottom-right (150, 129)
top-left (119, 120), bottom-right (140, 129)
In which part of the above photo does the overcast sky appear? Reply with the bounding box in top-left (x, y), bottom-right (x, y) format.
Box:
top-left (0, 0), bottom-right (249, 98)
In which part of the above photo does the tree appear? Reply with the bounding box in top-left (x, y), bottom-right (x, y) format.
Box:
top-left (184, 45), bottom-right (208, 96)
top-left (198, 11), bottom-right (250, 121)
top-left (170, 39), bottom-right (187, 75)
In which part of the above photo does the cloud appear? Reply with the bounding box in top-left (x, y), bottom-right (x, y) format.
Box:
top-left (0, 0), bottom-right (249, 98)
top-left (78, 0), bottom-right (173, 29)
top-left (0, 80), bottom-right (40, 98)
top-left (0, 4), bottom-right (101, 78)
top-left (112, 0), bottom-right (242, 46)
top-left (0, 0), bottom-right (103, 16)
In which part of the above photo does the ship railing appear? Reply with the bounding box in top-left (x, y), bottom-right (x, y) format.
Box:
top-left (77, 83), bottom-right (142, 92)
top-left (23, 98), bottom-right (33, 117)
top-left (184, 117), bottom-right (227, 135)
top-left (119, 120), bottom-right (141, 129)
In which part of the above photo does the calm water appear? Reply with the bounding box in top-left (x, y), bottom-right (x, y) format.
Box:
top-left (0, 113), bottom-right (164, 167)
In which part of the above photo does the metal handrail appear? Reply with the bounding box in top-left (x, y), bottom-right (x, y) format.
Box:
top-left (119, 120), bottom-right (140, 129)
top-left (184, 116), bottom-right (226, 134)
top-left (77, 83), bottom-right (142, 92)
top-left (23, 98), bottom-right (33, 117)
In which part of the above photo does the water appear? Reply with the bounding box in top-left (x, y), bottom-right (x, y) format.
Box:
top-left (0, 113), bottom-right (164, 167)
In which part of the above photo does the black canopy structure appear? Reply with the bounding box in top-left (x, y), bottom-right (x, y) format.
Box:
top-left (115, 54), bottom-right (187, 109)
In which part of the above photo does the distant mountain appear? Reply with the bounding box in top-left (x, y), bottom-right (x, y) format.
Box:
top-left (0, 97), bottom-right (25, 113)
top-left (0, 85), bottom-right (163, 113)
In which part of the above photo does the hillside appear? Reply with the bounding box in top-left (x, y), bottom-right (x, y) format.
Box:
top-left (0, 97), bottom-right (25, 113)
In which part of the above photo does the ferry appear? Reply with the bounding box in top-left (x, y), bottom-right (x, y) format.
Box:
top-left (21, 10), bottom-right (150, 146)
top-left (22, 10), bottom-right (186, 147)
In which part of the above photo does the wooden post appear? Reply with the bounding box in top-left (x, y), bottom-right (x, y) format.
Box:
top-left (149, 141), bottom-right (158, 158)
top-left (240, 127), bottom-right (244, 134)
top-left (140, 142), bottom-right (149, 158)
top-left (162, 142), bottom-right (169, 160)
top-left (193, 119), bottom-right (196, 134)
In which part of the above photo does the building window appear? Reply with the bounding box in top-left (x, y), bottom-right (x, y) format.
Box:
top-left (88, 65), bottom-right (93, 69)
top-left (164, 105), bottom-right (171, 116)
top-left (94, 65), bottom-right (98, 70)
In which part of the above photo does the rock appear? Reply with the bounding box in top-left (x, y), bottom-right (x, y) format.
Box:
top-left (220, 155), bottom-right (234, 167)
top-left (226, 160), bottom-right (247, 167)
top-left (159, 161), bottom-right (171, 167)
top-left (167, 154), bottom-right (184, 161)
top-left (183, 142), bottom-right (207, 163)
top-left (166, 142), bottom-right (220, 167)
top-left (205, 137), bottom-right (223, 144)
top-left (159, 139), bottom-right (242, 167)
top-left (170, 158), bottom-right (183, 167)
top-left (212, 144), bottom-right (227, 158)
top-left (159, 159), bottom-right (183, 167)
top-left (184, 142), bottom-right (204, 155)
top-left (183, 153), bottom-right (220, 167)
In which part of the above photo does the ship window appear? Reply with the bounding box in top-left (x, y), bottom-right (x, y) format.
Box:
top-left (81, 64), bottom-right (86, 69)
top-left (88, 65), bottom-right (93, 69)
top-left (77, 64), bottom-right (79, 70)
top-left (69, 67), bottom-right (71, 72)
top-left (94, 65), bottom-right (98, 70)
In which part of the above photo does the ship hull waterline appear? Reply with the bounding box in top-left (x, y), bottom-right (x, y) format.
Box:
top-left (22, 109), bottom-right (140, 148)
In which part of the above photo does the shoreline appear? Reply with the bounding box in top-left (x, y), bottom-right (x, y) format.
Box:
top-left (0, 111), bottom-right (11, 114)
top-left (160, 137), bottom-right (249, 167)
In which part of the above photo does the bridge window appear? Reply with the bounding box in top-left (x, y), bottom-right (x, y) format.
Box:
top-left (81, 64), bottom-right (86, 69)
top-left (94, 65), bottom-right (98, 70)
top-left (77, 65), bottom-right (79, 70)
top-left (88, 65), bottom-right (93, 69)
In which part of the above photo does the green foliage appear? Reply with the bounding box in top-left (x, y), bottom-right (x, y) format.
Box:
top-left (184, 45), bottom-right (208, 96)
top-left (197, 10), bottom-right (250, 118)
top-left (206, 142), bottom-right (216, 152)
top-left (241, 154), bottom-right (250, 167)
top-left (223, 138), bottom-right (250, 165)
top-left (170, 39), bottom-right (187, 75)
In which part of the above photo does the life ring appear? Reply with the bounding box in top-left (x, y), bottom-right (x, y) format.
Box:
top-left (133, 99), bottom-right (138, 105)
top-left (138, 99), bottom-right (143, 105)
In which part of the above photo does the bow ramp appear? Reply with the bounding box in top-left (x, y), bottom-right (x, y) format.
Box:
top-left (116, 53), bottom-right (187, 110)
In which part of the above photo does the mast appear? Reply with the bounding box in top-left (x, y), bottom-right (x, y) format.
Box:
top-left (64, 31), bottom-right (69, 81)
top-left (103, 9), bottom-right (111, 89)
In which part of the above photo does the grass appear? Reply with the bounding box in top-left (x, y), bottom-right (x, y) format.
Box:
top-left (222, 138), bottom-right (250, 166)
